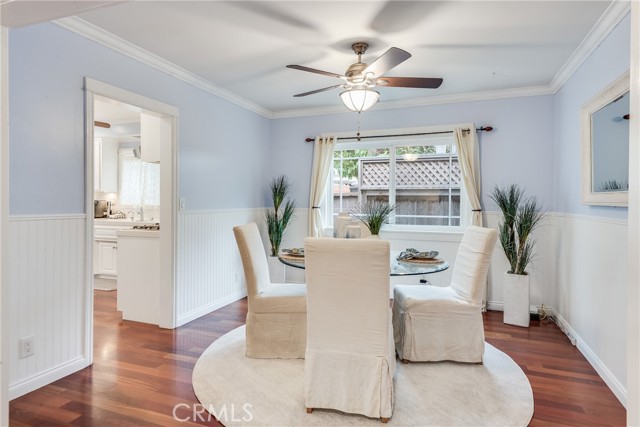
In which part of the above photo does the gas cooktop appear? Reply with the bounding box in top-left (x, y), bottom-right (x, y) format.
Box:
top-left (132, 223), bottom-right (160, 231)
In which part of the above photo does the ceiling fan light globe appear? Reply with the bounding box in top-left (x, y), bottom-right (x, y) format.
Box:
top-left (340, 89), bottom-right (380, 112)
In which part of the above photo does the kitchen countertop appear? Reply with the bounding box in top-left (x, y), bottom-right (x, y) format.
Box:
top-left (95, 218), bottom-right (159, 227)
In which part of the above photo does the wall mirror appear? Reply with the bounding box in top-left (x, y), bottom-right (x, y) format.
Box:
top-left (581, 72), bottom-right (630, 207)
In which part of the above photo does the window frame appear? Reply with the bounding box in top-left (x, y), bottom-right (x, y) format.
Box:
top-left (321, 129), bottom-right (471, 235)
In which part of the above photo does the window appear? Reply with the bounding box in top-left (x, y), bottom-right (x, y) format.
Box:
top-left (330, 136), bottom-right (467, 229)
top-left (118, 149), bottom-right (160, 207)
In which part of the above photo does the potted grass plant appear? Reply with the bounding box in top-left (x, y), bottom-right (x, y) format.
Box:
top-left (266, 175), bottom-right (296, 256)
top-left (265, 175), bottom-right (296, 283)
top-left (490, 184), bottom-right (545, 327)
top-left (351, 201), bottom-right (396, 237)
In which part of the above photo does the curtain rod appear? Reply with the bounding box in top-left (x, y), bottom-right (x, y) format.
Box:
top-left (304, 126), bottom-right (493, 143)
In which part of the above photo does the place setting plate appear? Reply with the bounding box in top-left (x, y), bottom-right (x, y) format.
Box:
top-left (280, 248), bottom-right (305, 262)
top-left (397, 248), bottom-right (444, 264)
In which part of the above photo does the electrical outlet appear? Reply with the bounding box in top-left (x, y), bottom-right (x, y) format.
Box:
top-left (179, 198), bottom-right (186, 211)
top-left (20, 336), bottom-right (34, 358)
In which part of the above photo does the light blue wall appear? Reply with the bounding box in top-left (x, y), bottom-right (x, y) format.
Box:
top-left (9, 22), bottom-right (271, 214)
top-left (553, 13), bottom-right (630, 219)
top-left (9, 14), bottom-right (630, 217)
top-left (271, 95), bottom-right (556, 211)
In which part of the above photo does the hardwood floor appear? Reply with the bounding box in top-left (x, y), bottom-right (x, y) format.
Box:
top-left (484, 314), bottom-right (625, 426)
top-left (10, 291), bottom-right (625, 426)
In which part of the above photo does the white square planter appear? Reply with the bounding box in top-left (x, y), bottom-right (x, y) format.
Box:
top-left (267, 255), bottom-right (286, 284)
top-left (503, 272), bottom-right (530, 327)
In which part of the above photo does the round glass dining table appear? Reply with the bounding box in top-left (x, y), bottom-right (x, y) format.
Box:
top-left (278, 251), bottom-right (449, 276)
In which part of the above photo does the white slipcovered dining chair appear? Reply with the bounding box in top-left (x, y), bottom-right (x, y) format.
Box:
top-left (304, 237), bottom-right (395, 423)
top-left (393, 226), bottom-right (498, 364)
top-left (233, 222), bottom-right (306, 359)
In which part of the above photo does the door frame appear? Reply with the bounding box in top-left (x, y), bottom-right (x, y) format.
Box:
top-left (84, 78), bottom-right (179, 363)
top-left (0, 25), bottom-right (9, 427)
top-left (627, 3), bottom-right (640, 424)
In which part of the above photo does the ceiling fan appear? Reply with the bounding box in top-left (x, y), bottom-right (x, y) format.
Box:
top-left (287, 42), bottom-right (443, 112)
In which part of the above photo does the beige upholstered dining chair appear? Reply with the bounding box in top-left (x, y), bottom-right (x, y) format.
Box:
top-left (233, 222), bottom-right (306, 359)
top-left (393, 226), bottom-right (498, 364)
top-left (303, 237), bottom-right (395, 423)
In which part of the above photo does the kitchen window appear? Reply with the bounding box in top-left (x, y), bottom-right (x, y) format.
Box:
top-left (119, 149), bottom-right (160, 207)
top-left (325, 135), bottom-right (469, 231)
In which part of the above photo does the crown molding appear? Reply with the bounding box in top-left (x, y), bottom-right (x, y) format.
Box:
top-left (549, 0), bottom-right (630, 93)
top-left (53, 1), bottom-right (629, 120)
top-left (53, 17), bottom-right (273, 119)
top-left (271, 85), bottom-right (554, 119)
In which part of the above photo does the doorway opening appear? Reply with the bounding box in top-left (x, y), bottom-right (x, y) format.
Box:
top-left (84, 78), bottom-right (178, 364)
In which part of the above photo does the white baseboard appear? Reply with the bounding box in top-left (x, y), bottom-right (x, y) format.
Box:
top-left (176, 290), bottom-right (247, 327)
top-left (553, 312), bottom-right (627, 407)
top-left (486, 301), bottom-right (503, 311)
top-left (9, 356), bottom-right (90, 400)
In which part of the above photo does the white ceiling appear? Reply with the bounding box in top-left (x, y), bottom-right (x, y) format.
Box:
top-left (2, 1), bottom-right (618, 115)
top-left (0, 0), bottom-right (124, 28)
top-left (93, 95), bottom-right (141, 138)
top-left (94, 95), bottom-right (140, 124)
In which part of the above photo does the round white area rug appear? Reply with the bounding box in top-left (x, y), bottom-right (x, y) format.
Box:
top-left (192, 326), bottom-right (533, 426)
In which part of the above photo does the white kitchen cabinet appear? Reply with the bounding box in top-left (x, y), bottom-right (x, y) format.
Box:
top-left (96, 240), bottom-right (118, 277)
top-left (140, 112), bottom-right (162, 163)
top-left (117, 230), bottom-right (160, 325)
top-left (94, 138), bottom-right (118, 192)
top-left (94, 220), bottom-right (141, 279)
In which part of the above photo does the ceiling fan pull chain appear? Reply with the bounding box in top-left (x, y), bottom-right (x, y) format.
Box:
top-left (356, 111), bottom-right (361, 142)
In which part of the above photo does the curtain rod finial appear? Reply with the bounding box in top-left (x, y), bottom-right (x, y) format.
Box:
top-left (305, 137), bottom-right (314, 142)
top-left (479, 126), bottom-right (493, 132)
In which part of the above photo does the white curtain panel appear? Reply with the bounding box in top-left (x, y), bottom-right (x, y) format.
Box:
top-left (454, 126), bottom-right (483, 227)
top-left (308, 136), bottom-right (336, 237)
top-left (119, 151), bottom-right (160, 207)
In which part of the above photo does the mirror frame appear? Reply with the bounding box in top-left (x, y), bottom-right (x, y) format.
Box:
top-left (581, 71), bottom-right (630, 207)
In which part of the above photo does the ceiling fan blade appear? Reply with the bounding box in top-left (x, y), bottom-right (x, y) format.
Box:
top-left (287, 65), bottom-right (344, 79)
top-left (293, 85), bottom-right (343, 97)
top-left (377, 77), bottom-right (443, 89)
top-left (362, 47), bottom-right (411, 77)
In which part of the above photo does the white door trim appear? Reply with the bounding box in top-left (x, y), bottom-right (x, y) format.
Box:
top-left (627, 3), bottom-right (640, 425)
top-left (84, 88), bottom-right (95, 365)
top-left (85, 78), bottom-right (179, 117)
top-left (1, 25), bottom-right (9, 426)
top-left (84, 78), bottom-right (179, 348)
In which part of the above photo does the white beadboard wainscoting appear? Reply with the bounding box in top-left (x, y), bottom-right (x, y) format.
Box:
top-left (176, 207), bottom-right (309, 326)
top-left (4, 208), bottom-right (628, 408)
top-left (553, 213), bottom-right (628, 406)
top-left (482, 212), bottom-right (559, 312)
top-left (7, 215), bottom-right (88, 400)
top-left (176, 209), bottom-right (264, 326)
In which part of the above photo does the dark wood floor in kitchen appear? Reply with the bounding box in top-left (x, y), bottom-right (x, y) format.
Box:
top-left (10, 291), bottom-right (626, 426)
